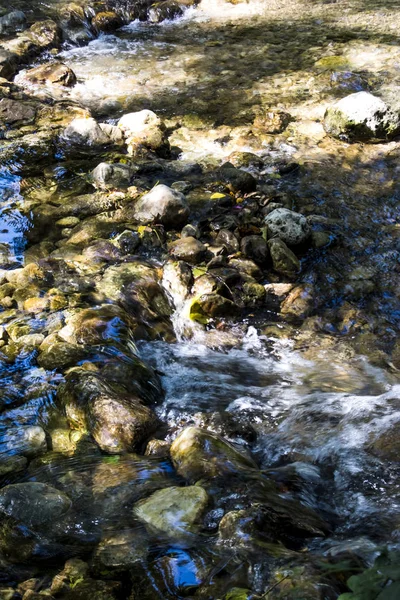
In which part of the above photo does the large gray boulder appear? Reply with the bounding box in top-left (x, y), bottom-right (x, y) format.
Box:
top-left (133, 184), bottom-right (189, 228)
top-left (324, 91), bottom-right (400, 142)
top-left (0, 10), bottom-right (26, 36)
top-left (265, 208), bottom-right (310, 246)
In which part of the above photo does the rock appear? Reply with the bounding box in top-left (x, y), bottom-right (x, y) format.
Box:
top-left (190, 293), bottom-right (238, 320)
top-left (28, 20), bottom-right (61, 49)
top-left (216, 229), bottom-right (240, 253)
top-left (1, 426), bottom-right (47, 459)
top-left (50, 559), bottom-right (89, 595)
top-left (219, 163), bottom-right (257, 193)
top-left (268, 238), bottom-right (300, 278)
top-left (0, 48), bottom-right (18, 79)
top-left (91, 11), bottom-right (122, 32)
top-left (0, 10), bottom-right (26, 36)
top-left (93, 530), bottom-right (148, 570)
top-left (114, 230), bottom-right (140, 254)
top-left (91, 162), bottom-right (133, 190)
top-left (145, 439), bottom-right (171, 457)
top-left (170, 427), bottom-right (258, 482)
top-left (62, 117), bottom-right (111, 147)
top-left (118, 109), bottom-right (169, 156)
top-left (169, 236), bottom-right (208, 264)
top-left (240, 235), bottom-right (269, 265)
top-left (61, 371), bottom-right (161, 454)
top-left (253, 109), bottom-right (292, 133)
top-left (162, 260), bottom-right (193, 303)
top-left (181, 223), bottom-right (200, 238)
top-left (21, 63), bottom-right (77, 87)
top-left (229, 257), bottom-right (262, 279)
top-left (324, 91), bottom-right (400, 142)
top-left (280, 283), bottom-right (314, 319)
top-left (134, 486), bottom-right (208, 537)
top-left (133, 184), bottom-right (189, 228)
top-left (367, 423), bottom-right (400, 462)
top-left (265, 208), bottom-right (310, 246)
top-left (148, 1), bottom-right (184, 22)
top-left (0, 483), bottom-right (71, 528)
top-left (0, 98), bottom-right (37, 126)
top-left (330, 71), bottom-right (369, 93)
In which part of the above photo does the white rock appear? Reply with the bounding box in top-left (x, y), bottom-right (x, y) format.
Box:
top-left (265, 208), bottom-right (310, 246)
top-left (63, 117), bottom-right (111, 146)
top-left (324, 91), bottom-right (400, 142)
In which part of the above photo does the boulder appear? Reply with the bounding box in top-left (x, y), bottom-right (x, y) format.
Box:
top-left (21, 63), bottom-right (77, 87)
top-left (134, 486), bottom-right (208, 537)
top-left (62, 117), bottom-right (111, 147)
top-left (268, 238), bottom-right (300, 278)
top-left (170, 427), bottom-right (258, 482)
top-left (324, 91), bottom-right (400, 142)
top-left (133, 184), bottom-right (189, 228)
top-left (0, 483), bottom-right (71, 528)
top-left (1, 426), bottom-right (47, 459)
top-left (219, 163), bottom-right (257, 193)
top-left (265, 208), bottom-right (310, 246)
top-left (162, 260), bottom-right (193, 303)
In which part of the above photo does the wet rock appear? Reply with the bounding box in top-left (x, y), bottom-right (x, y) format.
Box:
top-left (240, 235), bottom-right (269, 265)
top-left (91, 162), bottom-right (133, 190)
top-left (93, 530), bottom-right (148, 570)
top-left (0, 11), bottom-right (26, 36)
top-left (145, 439), bottom-right (171, 457)
top-left (134, 486), bottom-right (208, 538)
top-left (280, 283), bottom-right (314, 319)
top-left (148, 1), bottom-right (184, 23)
top-left (190, 293), bottom-right (239, 320)
top-left (114, 230), bottom-right (140, 254)
top-left (367, 423), bottom-right (400, 462)
top-left (219, 163), bottom-right (257, 193)
top-left (330, 71), bottom-right (369, 93)
top-left (118, 109), bottom-right (169, 156)
top-left (162, 260), bottom-right (193, 303)
top-left (170, 427), bottom-right (257, 482)
top-left (99, 262), bottom-right (172, 323)
top-left (253, 109), bottom-right (292, 134)
top-left (145, 548), bottom-right (206, 597)
top-left (242, 281), bottom-right (266, 305)
top-left (265, 208), bottom-right (310, 246)
top-left (92, 11), bottom-right (122, 33)
top-left (21, 63), bottom-right (77, 87)
top-left (0, 48), bottom-right (18, 79)
top-left (227, 151), bottom-right (264, 169)
top-left (181, 223), bottom-right (200, 238)
top-left (0, 455), bottom-right (27, 476)
top-left (50, 559), bottom-right (89, 595)
top-left (169, 236), bottom-right (208, 264)
top-left (229, 257), bottom-right (262, 279)
top-left (133, 184), bottom-right (189, 228)
top-left (62, 117), bottom-right (111, 147)
top-left (268, 238), bottom-right (300, 278)
top-left (2, 426), bottom-right (47, 459)
top-left (99, 123), bottom-right (124, 144)
top-left (28, 20), bottom-right (61, 50)
top-left (0, 483), bottom-right (71, 529)
top-left (37, 339), bottom-right (86, 371)
top-left (0, 98), bottom-right (37, 126)
top-left (216, 229), bottom-right (240, 253)
top-left (324, 91), bottom-right (400, 142)
top-left (61, 371), bottom-right (161, 453)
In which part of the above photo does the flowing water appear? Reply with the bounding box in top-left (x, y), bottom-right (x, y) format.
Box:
top-left (1, 0), bottom-right (400, 596)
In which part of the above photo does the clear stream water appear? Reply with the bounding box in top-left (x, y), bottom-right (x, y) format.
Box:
top-left (1, 0), bottom-right (400, 596)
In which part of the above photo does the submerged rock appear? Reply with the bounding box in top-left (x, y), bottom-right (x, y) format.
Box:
top-left (134, 486), bottom-right (208, 537)
top-left (0, 483), bottom-right (71, 529)
top-left (265, 208), bottom-right (310, 246)
top-left (170, 427), bottom-right (257, 482)
top-left (324, 91), bottom-right (400, 142)
top-left (91, 162), bottom-right (134, 189)
top-left (133, 184), bottom-right (189, 228)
